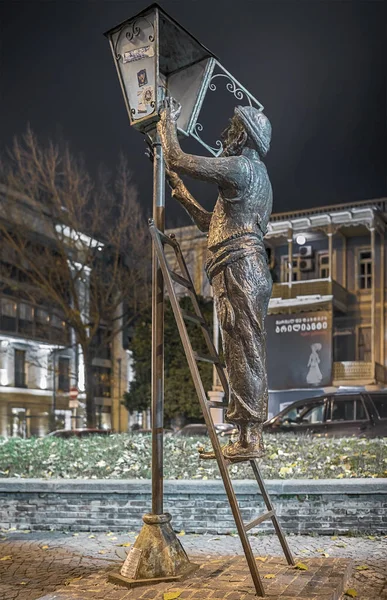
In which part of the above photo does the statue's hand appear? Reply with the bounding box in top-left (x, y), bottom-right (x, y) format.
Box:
top-left (160, 96), bottom-right (181, 124)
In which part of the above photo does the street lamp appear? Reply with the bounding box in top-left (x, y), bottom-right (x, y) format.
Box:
top-left (105, 2), bottom-right (265, 588)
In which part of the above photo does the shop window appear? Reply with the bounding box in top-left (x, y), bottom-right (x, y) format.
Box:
top-left (14, 350), bottom-right (26, 387)
top-left (358, 249), bottom-right (372, 290)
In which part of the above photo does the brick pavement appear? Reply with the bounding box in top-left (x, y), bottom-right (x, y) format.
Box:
top-left (0, 530), bottom-right (386, 599)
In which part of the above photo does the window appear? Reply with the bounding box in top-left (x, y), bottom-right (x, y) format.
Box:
top-left (318, 253), bottom-right (330, 279)
top-left (330, 397), bottom-right (367, 422)
top-left (300, 403), bottom-right (324, 424)
top-left (58, 357), bottom-right (70, 392)
top-left (279, 404), bottom-right (307, 424)
top-left (370, 394), bottom-right (387, 419)
top-left (280, 255), bottom-right (301, 282)
top-left (358, 249), bottom-right (372, 290)
top-left (94, 366), bottom-right (111, 398)
top-left (0, 298), bottom-right (17, 332)
top-left (19, 303), bottom-right (34, 336)
top-left (358, 326), bottom-right (371, 362)
top-left (14, 350), bottom-right (26, 387)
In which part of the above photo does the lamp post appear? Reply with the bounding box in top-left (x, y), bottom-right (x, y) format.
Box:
top-left (104, 3), bottom-right (216, 586)
top-left (105, 2), bottom-right (264, 586)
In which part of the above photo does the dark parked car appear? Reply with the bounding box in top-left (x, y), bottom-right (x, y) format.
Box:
top-left (174, 423), bottom-right (235, 437)
top-left (264, 391), bottom-right (387, 438)
top-left (47, 428), bottom-right (112, 438)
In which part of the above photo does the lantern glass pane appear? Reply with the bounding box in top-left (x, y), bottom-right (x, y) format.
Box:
top-left (112, 12), bottom-right (157, 123)
top-left (167, 58), bottom-right (211, 135)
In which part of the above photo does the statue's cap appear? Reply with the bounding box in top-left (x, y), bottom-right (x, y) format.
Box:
top-left (235, 106), bottom-right (272, 157)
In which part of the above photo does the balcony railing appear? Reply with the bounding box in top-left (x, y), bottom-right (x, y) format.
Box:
top-left (271, 279), bottom-right (350, 309)
top-left (333, 361), bottom-right (387, 385)
top-left (0, 295), bottom-right (70, 346)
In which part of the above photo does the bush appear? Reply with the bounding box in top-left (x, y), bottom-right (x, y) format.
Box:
top-left (0, 434), bottom-right (386, 480)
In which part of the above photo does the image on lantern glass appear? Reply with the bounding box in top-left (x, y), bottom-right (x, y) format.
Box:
top-left (137, 69), bottom-right (148, 87)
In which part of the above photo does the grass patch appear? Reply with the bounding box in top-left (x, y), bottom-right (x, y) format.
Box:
top-left (0, 433), bottom-right (386, 480)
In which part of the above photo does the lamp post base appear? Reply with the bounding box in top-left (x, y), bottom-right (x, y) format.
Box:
top-left (108, 513), bottom-right (197, 589)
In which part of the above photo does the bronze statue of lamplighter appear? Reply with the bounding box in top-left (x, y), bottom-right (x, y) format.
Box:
top-left (158, 97), bottom-right (273, 462)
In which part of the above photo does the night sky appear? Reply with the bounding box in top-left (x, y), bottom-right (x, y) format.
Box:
top-left (1, 0), bottom-right (386, 227)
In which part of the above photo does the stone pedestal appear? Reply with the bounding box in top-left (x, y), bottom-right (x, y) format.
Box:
top-left (108, 513), bottom-right (197, 589)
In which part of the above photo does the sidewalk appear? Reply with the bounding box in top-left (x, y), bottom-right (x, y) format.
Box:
top-left (0, 530), bottom-right (386, 599)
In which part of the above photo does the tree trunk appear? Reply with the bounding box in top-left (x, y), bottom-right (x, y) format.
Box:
top-left (83, 351), bottom-right (96, 428)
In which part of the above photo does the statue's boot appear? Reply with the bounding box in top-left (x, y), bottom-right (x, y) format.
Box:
top-left (198, 424), bottom-right (265, 462)
top-left (223, 423), bottom-right (265, 462)
top-left (198, 442), bottom-right (231, 460)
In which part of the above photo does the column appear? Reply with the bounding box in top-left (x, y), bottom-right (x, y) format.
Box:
top-left (327, 223), bottom-right (334, 283)
top-left (370, 226), bottom-right (376, 367)
top-left (380, 229), bottom-right (385, 366)
top-left (287, 228), bottom-right (293, 288)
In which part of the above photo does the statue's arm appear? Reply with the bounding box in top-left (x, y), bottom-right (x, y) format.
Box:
top-left (158, 98), bottom-right (248, 196)
top-left (167, 170), bottom-right (212, 233)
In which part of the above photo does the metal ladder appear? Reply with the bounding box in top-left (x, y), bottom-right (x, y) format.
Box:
top-left (149, 220), bottom-right (294, 597)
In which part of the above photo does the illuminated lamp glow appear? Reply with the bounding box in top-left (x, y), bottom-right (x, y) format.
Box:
top-left (296, 235), bottom-right (306, 245)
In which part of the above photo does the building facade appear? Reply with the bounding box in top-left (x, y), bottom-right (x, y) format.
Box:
top-left (167, 197), bottom-right (387, 418)
top-left (0, 186), bottom-right (130, 437)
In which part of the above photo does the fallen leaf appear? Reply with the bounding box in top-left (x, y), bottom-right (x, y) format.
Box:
top-left (367, 536), bottom-right (376, 541)
top-left (294, 562), bottom-right (308, 571)
top-left (41, 545), bottom-right (49, 550)
top-left (331, 536), bottom-right (338, 540)
top-left (177, 530), bottom-right (185, 536)
top-left (345, 589), bottom-right (358, 598)
top-left (264, 574), bottom-right (276, 579)
top-left (163, 592), bottom-right (182, 600)
top-left (321, 552), bottom-right (330, 558)
top-left (88, 535), bottom-right (95, 539)
top-left (72, 533), bottom-right (79, 537)
top-left (256, 556), bottom-right (267, 562)
top-left (335, 542), bottom-right (347, 548)
top-left (99, 550), bottom-right (106, 555)
top-left (0, 556), bottom-right (12, 561)
top-left (355, 565), bottom-right (369, 571)
top-left (118, 542), bottom-right (131, 547)
top-left (19, 582), bottom-right (27, 585)
top-left (316, 548), bottom-right (325, 552)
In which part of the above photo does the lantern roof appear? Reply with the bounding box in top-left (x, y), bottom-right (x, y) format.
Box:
top-left (104, 3), bottom-right (217, 75)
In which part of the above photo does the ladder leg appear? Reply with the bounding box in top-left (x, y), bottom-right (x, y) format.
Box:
top-left (149, 224), bottom-right (267, 595)
top-left (250, 460), bottom-right (295, 566)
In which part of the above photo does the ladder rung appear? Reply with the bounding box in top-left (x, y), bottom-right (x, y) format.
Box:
top-left (194, 353), bottom-right (225, 367)
top-left (182, 310), bottom-right (206, 327)
top-left (244, 510), bottom-right (274, 532)
top-left (169, 270), bottom-right (193, 289)
top-left (157, 230), bottom-right (178, 248)
top-left (207, 400), bottom-right (229, 409)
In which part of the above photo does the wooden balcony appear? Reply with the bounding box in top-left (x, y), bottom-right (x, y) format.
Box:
top-left (333, 361), bottom-right (387, 386)
top-left (270, 279), bottom-right (350, 312)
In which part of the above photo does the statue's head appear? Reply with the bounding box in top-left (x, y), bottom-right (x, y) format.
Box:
top-left (222, 106), bottom-right (272, 159)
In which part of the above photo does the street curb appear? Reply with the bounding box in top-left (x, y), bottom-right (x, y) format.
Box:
top-left (0, 477), bottom-right (386, 494)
